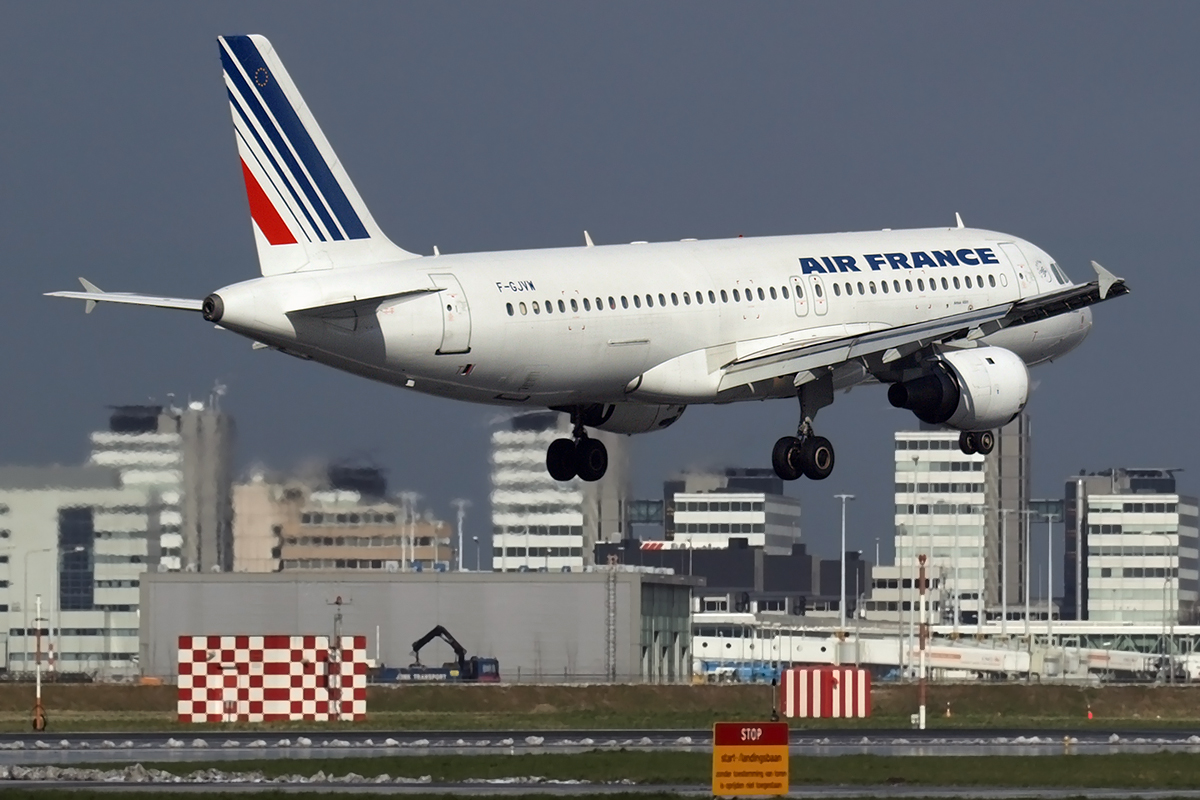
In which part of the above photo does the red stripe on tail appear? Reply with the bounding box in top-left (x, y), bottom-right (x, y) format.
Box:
top-left (240, 160), bottom-right (296, 245)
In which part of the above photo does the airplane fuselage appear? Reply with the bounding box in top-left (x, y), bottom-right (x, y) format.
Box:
top-left (209, 226), bottom-right (1092, 409)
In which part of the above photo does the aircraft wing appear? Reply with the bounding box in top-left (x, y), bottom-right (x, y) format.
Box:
top-left (719, 262), bottom-right (1128, 392)
top-left (46, 279), bottom-right (202, 314)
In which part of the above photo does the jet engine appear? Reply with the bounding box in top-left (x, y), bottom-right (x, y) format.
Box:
top-left (578, 403), bottom-right (687, 434)
top-left (887, 346), bottom-right (1029, 431)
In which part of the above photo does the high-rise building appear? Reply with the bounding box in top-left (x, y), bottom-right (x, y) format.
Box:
top-left (1062, 468), bottom-right (1199, 623)
top-left (88, 401), bottom-right (234, 573)
top-left (489, 412), bottom-right (629, 572)
top-left (0, 465), bottom-right (157, 676)
top-left (892, 413), bottom-right (1030, 625)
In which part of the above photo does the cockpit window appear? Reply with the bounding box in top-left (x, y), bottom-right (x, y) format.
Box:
top-left (1051, 262), bottom-right (1069, 284)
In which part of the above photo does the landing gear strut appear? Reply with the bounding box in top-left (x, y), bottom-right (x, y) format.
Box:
top-left (958, 430), bottom-right (995, 455)
top-left (546, 410), bottom-right (608, 482)
top-left (772, 372), bottom-right (836, 481)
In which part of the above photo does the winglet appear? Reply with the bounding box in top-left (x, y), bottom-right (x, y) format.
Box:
top-left (77, 277), bottom-right (103, 314)
top-left (584, 230), bottom-right (595, 248)
top-left (1091, 260), bottom-right (1120, 300)
top-left (954, 212), bottom-right (965, 229)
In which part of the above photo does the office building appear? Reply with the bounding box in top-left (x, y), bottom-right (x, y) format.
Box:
top-left (88, 401), bottom-right (234, 573)
top-left (0, 466), bottom-right (157, 676)
top-left (1063, 468), bottom-right (1199, 623)
top-left (598, 539), bottom-right (868, 620)
top-left (232, 466), bottom-right (454, 573)
top-left (671, 493), bottom-right (802, 555)
top-left (490, 412), bottom-right (629, 572)
top-left (893, 413), bottom-right (1030, 625)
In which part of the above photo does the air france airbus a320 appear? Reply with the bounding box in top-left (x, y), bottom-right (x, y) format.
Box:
top-left (50, 35), bottom-right (1129, 484)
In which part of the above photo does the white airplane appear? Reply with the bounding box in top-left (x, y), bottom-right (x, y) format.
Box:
top-left (50, 35), bottom-right (1128, 484)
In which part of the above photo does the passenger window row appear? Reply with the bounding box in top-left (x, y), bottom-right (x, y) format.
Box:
top-left (506, 284), bottom-right (796, 317)
top-left (831, 273), bottom-right (997, 297)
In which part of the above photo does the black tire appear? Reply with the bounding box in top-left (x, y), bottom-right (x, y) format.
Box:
top-left (546, 438), bottom-right (577, 481)
top-left (976, 430), bottom-right (995, 455)
top-left (800, 436), bottom-right (835, 480)
top-left (959, 431), bottom-right (978, 455)
top-left (772, 436), bottom-right (803, 481)
top-left (576, 437), bottom-right (608, 482)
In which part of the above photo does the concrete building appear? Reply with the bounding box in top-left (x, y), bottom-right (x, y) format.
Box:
top-left (232, 467), bottom-right (453, 574)
top-left (139, 570), bottom-right (695, 683)
top-left (0, 466), bottom-right (158, 676)
top-left (89, 401), bottom-right (234, 573)
top-left (490, 412), bottom-right (629, 572)
top-left (892, 413), bottom-right (1030, 625)
top-left (671, 493), bottom-right (801, 555)
top-left (596, 539), bottom-right (868, 621)
top-left (1063, 468), bottom-right (1199, 623)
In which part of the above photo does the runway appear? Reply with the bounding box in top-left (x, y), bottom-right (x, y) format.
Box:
top-left (0, 728), bottom-right (1197, 766)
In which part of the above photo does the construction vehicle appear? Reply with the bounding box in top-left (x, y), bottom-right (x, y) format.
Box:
top-left (381, 625), bottom-right (500, 683)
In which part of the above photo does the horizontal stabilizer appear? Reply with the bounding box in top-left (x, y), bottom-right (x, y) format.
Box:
top-left (46, 279), bottom-right (203, 313)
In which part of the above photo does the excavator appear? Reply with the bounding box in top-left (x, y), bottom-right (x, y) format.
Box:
top-left (383, 625), bottom-right (500, 682)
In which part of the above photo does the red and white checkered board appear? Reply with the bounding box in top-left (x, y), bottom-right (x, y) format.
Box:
top-left (177, 635), bottom-right (367, 723)
top-left (781, 666), bottom-right (871, 718)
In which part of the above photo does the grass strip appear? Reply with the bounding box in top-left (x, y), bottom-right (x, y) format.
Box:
top-left (82, 751), bottom-right (1200, 789)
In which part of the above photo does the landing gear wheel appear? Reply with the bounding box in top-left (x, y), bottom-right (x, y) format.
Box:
top-left (575, 437), bottom-right (608, 482)
top-left (975, 430), bottom-right (996, 455)
top-left (800, 436), bottom-right (835, 480)
top-left (772, 436), bottom-right (804, 481)
top-left (959, 431), bottom-right (978, 455)
top-left (546, 438), bottom-right (577, 481)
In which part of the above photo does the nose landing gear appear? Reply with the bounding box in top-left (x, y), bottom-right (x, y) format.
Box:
top-left (546, 410), bottom-right (609, 482)
top-left (772, 372), bottom-right (836, 482)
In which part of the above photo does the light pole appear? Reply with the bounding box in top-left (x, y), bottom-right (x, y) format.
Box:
top-left (907, 454), bottom-right (919, 678)
top-left (1020, 509), bottom-right (1037, 640)
top-left (952, 503), bottom-right (961, 636)
top-left (23, 547), bottom-right (51, 674)
top-left (471, 535), bottom-right (480, 571)
top-left (1045, 513), bottom-right (1059, 643)
top-left (998, 509), bottom-right (1014, 637)
top-left (835, 494), bottom-right (855, 630)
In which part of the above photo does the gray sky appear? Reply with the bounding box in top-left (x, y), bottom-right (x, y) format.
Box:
top-left (2, 2), bottom-right (1194, 583)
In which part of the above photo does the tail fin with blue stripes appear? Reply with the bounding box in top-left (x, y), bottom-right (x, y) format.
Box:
top-left (219, 35), bottom-right (418, 275)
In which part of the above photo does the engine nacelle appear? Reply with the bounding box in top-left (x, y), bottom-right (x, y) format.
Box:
top-left (887, 346), bottom-right (1029, 431)
top-left (579, 403), bottom-right (686, 434)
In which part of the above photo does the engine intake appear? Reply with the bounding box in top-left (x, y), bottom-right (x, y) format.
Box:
top-left (888, 346), bottom-right (1029, 431)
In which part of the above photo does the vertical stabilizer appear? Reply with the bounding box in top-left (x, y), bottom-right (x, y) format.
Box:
top-left (219, 35), bottom-right (418, 275)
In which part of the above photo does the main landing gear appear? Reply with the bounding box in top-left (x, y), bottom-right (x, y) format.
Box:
top-left (772, 372), bottom-right (836, 482)
top-left (958, 430), bottom-right (996, 455)
top-left (546, 412), bottom-right (608, 482)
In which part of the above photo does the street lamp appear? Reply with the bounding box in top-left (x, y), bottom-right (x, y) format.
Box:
top-left (834, 494), bottom-right (855, 629)
top-left (23, 547), bottom-right (52, 674)
top-left (1019, 509), bottom-right (1037, 639)
top-left (1045, 513), bottom-right (1059, 642)
top-left (471, 535), bottom-right (480, 571)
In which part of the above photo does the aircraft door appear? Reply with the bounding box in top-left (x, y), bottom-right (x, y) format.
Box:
top-left (808, 275), bottom-right (828, 316)
top-left (430, 273), bottom-right (472, 354)
top-left (789, 276), bottom-right (809, 317)
top-left (998, 243), bottom-right (1039, 295)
